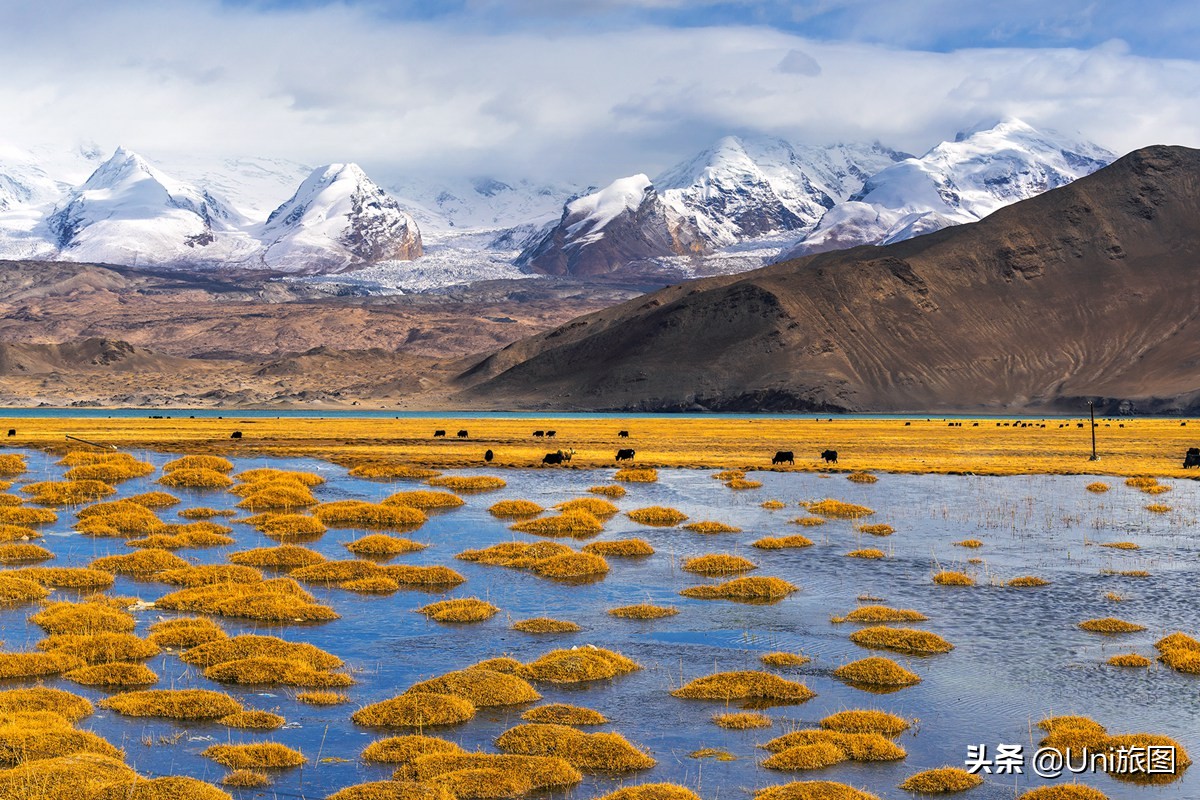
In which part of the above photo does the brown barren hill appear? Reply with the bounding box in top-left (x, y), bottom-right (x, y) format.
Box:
top-left (456, 146), bottom-right (1200, 413)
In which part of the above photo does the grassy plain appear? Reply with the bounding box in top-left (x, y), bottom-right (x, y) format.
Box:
top-left (2, 415), bottom-right (1199, 477)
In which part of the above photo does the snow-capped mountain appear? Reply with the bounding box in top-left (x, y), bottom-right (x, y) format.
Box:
top-left (518, 174), bottom-right (705, 277)
top-left (779, 118), bottom-right (1115, 259)
top-left (387, 175), bottom-right (579, 232)
top-left (259, 163), bottom-right (422, 273)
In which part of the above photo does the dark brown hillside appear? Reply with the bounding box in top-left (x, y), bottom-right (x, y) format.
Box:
top-left (455, 146), bottom-right (1200, 413)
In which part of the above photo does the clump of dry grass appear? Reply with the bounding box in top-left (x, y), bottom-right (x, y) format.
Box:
top-left (23, 480), bottom-right (116, 506)
top-left (833, 657), bottom-right (920, 688)
top-left (1106, 653), bottom-right (1152, 667)
top-left (125, 523), bottom-right (235, 550)
top-left (519, 646), bottom-right (640, 684)
top-left (0, 455), bottom-right (26, 477)
top-left (156, 577), bottom-right (339, 623)
top-left (353, 694), bottom-right (475, 729)
top-left (0, 687), bottom-right (93, 721)
top-left (1100, 541), bottom-right (1140, 550)
top-left (235, 483), bottom-right (318, 511)
top-left (556, 497), bottom-right (620, 517)
top-left (763, 729), bottom-right (907, 764)
top-left (427, 475), bottom-right (506, 492)
top-left (754, 535), bottom-right (815, 549)
top-left (609, 604), bottom-right (678, 619)
top-left (30, 599), bottom-right (135, 635)
top-left (953, 538), bottom-right (983, 548)
top-left (512, 509), bottom-right (604, 537)
top-left (102, 688), bottom-right (242, 719)
top-left (1015, 785), bottom-right (1110, 799)
top-left (726, 478), bottom-right (763, 490)
top-left (761, 740), bottom-right (847, 771)
top-left (583, 539), bottom-right (655, 557)
top-left (0, 523), bottom-right (41, 542)
top-left (898, 767), bottom-right (982, 793)
top-left (182, 634), bottom-right (342, 670)
top-left (848, 626), bottom-right (954, 655)
top-left (680, 576), bottom-right (797, 602)
top-left (589, 484), bottom-right (627, 497)
top-left (313, 501), bottom-right (426, 530)
top-left (0, 753), bottom-right (141, 800)
top-left (855, 524), bottom-right (894, 537)
top-left (362, 735), bottom-right (465, 763)
top-left (1086, 482), bottom-right (1110, 493)
top-left (714, 711), bottom-right (772, 729)
top-left (844, 548), bottom-right (886, 559)
top-left (123, 491), bottom-right (180, 509)
top-left (488, 500), bottom-right (544, 518)
top-left (204, 657), bottom-right (353, 688)
top-left (682, 520), bottom-right (741, 534)
top-left (761, 652), bottom-right (810, 668)
top-left (348, 460), bottom-right (441, 480)
top-left (513, 618), bottom-right (581, 634)
top-left (76, 500), bottom-right (160, 535)
top-left (1125, 476), bottom-right (1158, 489)
top-left (246, 513), bottom-right (329, 540)
top-left (673, 671), bottom-right (815, 703)
top-left (39, 631), bottom-right (160, 664)
top-left (846, 472), bottom-right (878, 484)
top-left (159, 468), bottom-right (234, 490)
top-left (236, 468), bottom-right (324, 487)
top-left (177, 507), bottom-right (231, 519)
top-left (0, 710), bottom-right (123, 765)
top-left (714, 470), bottom-right (745, 480)
top-left (0, 650), bottom-right (83, 679)
top-left (820, 710), bottom-right (910, 736)
top-left (393, 753), bottom-right (582, 792)
top-left (1078, 617), bottom-right (1145, 634)
top-left (0, 575), bottom-right (50, 607)
top-left (614, 468), bottom-right (658, 483)
top-left (834, 605), bottom-right (927, 624)
top-left (157, 564), bottom-right (264, 587)
top-left (626, 506), bottom-right (688, 526)
top-left (64, 458), bottom-right (155, 483)
top-left (383, 491), bottom-right (464, 510)
top-left (203, 742), bottom-right (306, 769)
top-left (12, 567), bottom-right (114, 590)
top-left (148, 617), bottom-right (227, 648)
top-left (385, 565), bottom-right (465, 588)
top-left (296, 690), bottom-right (348, 705)
top-left (1145, 503), bottom-right (1172, 513)
top-left (804, 500), bottom-right (875, 519)
top-left (496, 723), bottom-right (656, 771)
top-left (230, 545), bottom-right (326, 570)
top-left (683, 554), bottom-right (756, 575)
top-left (458, 541), bottom-right (572, 569)
top-left (346, 534), bottom-right (426, 558)
top-left (0, 543), bottom-right (52, 563)
top-left (329, 781), bottom-right (453, 800)
top-left (1008, 575), bottom-right (1050, 587)
top-left (0, 507), bottom-right (57, 526)
top-left (222, 770), bottom-right (271, 788)
top-left (522, 704), bottom-right (607, 726)
top-left (164, 455), bottom-right (234, 473)
top-left (790, 517), bottom-right (827, 527)
top-left (65, 661), bottom-right (158, 687)
top-left (418, 598), bottom-right (499, 623)
top-left (761, 500), bottom-right (786, 509)
top-left (531, 552), bottom-right (610, 580)
top-left (932, 570), bottom-right (974, 586)
top-left (594, 784), bottom-right (701, 800)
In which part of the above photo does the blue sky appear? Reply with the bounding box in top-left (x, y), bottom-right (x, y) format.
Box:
top-left (3, 0), bottom-right (1199, 183)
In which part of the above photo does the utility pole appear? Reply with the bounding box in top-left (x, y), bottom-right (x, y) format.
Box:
top-left (1088, 401), bottom-right (1099, 461)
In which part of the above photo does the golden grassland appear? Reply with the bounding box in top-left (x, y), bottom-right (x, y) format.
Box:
top-left (8, 415), bottom-right (1200, 477)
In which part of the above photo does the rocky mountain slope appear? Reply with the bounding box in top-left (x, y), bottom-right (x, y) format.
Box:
top-left (458, 145), bottom-right (1200, 414)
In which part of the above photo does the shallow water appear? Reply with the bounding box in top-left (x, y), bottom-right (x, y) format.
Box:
top-left (3, 449), bottom-right (1198, 799)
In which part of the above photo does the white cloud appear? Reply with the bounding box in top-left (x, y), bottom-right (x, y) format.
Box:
top-left (0, 0), bottom-right (1197, 188)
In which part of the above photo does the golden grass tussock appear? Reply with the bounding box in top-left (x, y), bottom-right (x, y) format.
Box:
top-left (329, 781), bottom-right (453, 800)
top-left (682, 520), bottom-right (741, 533)
top-left (791, 517), bottom-right (827, 527)
top-left (385, 564), bottom-right (465, 588)
top-left (556, 497), bottom-right (620, 517)
top-left (353, 692), bottom-right (477, 728)
top-left (583, 538), bottom-right (655, 557)
top-left (518, 646), bottom-right (640, 685)
top-left (234, 483), bottom-right (318, 511)
top-left (846, 472), bottom-right (878, 484)
top-left (1008, 576), bottom-right (1050, 587)
top-left (181, 633), bottom-right (342, 670)
top-left (39, 632), bottom-right (160, 664)
top-left (848, 626), bottom-right (954, 655)
top-left (102, 688), bottom-right (242, 719)
top-left (203, 742), bottom-right (306, 769)
top-left (522, 703), bottom-right (608, 726)
top-left (593, 784), bottom-right (702, 800)
top-left (286, 692), bottom-right (343, 708)
top-left (252, 513), bottom-right (329, 539)
top-left (0, 455), bottom-right (26, 477)
top-left (898, 767), bottom-right (983, 793)
top-left (122, 492), bottom-right (179, 509)
top-left (836, 605), bottom-right (928, 624)
top-left (761, 740), bottom-right (847, 771)
top-left (626, 506), bottom-right (688, 526)
top-left (1106, 653), bottom-right (1152, 667)
top-left (95, 776), bottom-right (235, 800)
top-left (64, 459), bottom-right (155, 483)
top-left (1125, 476), bottom-right (1159, 489)
top-left (1078, 617), bottom-right (1146, 634)
top-left (714, 711), bottom-right (772, 729)
top-left (159, 468), bottom-right (234, 489)
top-left (530, 552), bottom-right (610, 580)
top-left (177, 506), bottom-right (232, 519)
top-left (672, 671), bottom-right (815, 703)
top-left (0, 753), bottom-right (139, 800)
top-left (125, 525), bottom-right (235, 550)
top-left (714, 470), bottom-right (745, 480)
top-left (221, 770), bottom-right (271, 788)
top-left (1100, 541), bottom-right (1140, 550)
top-left (346, 534), bottom-right (427, 557)
top-left (726, 478), bottom-right (763, 490)
top-left (362, 735), bottom-right (466, 763)
top-left (91, 548), bottom-right (189, 577)
top-left (157, 565), bottom-right (264, 587)
top-left (951, 538), bottom-right (983, 548)
top-left (1145, 503), bottom-right (1172, 513)
top-left (683, 554), bottom-right (756, 574)
top-left (236, 468), bottom-right (325, 487)
top-left (204, 657), bottom-right (353, 688)
top-left (30, 600), bottom-right (135, 635)
top-left (804, 499), bottom-right (875, 519)
top-left (155, 577), bottom-right (339, 622)
top-left (512, 617), bottom-right (581, 634)
top-left (589, 484), bottom-right (627, 497)
top-left (164, 455), bottom-right (234, 473)
top-left (488, 499), bottom-right (544, 518)
top-left (932, 570), bottom-right (974, 586)
top-left (76, 499), bottom-right (160, 534)
top-left (0, 650), bottom-right (82, 679)
top-left (472, 656), bottom-right (521, 674)
top-left (820, 710), bottom-right (910, 736)
top-left (230, 545), bottom-right (326, 569)
top-left (65, 661), bottom-right (158, 687)
top-left (845, 548), bottom-right (886, 559)
top-left (0, 687), bottom-right (93, 722)
top-left (0, 494), bottom-right (21, 507)
top-left (614, 467), bottom-right (658, 483)
top-left (761, 652), bottom-right (811, 667)
top-left (148, 617), bottom-right (227, 648)
top-left (754, 535), bottom-right (815, 549)
top-left (0, 543), bottom-right (53, 563)
top-left (1086, 482), bottom-right (1110, 493)
top-left (313, 500), bottom-right (426, 530)
top-left (394, 752), bottom-right (582, 792)
top-left (680, 576), bottom-right (797, 602)
top-left (418, 598), bottom-right (499, 623)
top-left (609, 603), bottom-right (678, 619)
top-left (23, 480), bottom-right (116, 506)
top-left (1015, 786), bottom-right (1110, 800)
top-left (0, 506), bottom-right (57, 526)
top-left (763, 730), bottom-right (907, 762)
top-left (348, 462), bottom-right (441, 480)
top-left (495, 723), bottom-right (656, 772)
top-left (427, 475), bottom-right (506, 492)
top-left (408, 668), bottom-right (541, 707)
top-left (762, 499), bottom-right (786, 509)
top-left (383, 490), bottom-right (465, 510)
top-left (458, 541), bottom-right (573, 569)
top-left (1157, 633), bottom-right (1200, 674)
top-left (0, 712), bottom-right (123, 766)
top-left (1155, 631), bottom-right (1200, 652)
top-left (0, 523), bottom-right (41, 542)
top-left (511, 509), bottom-right (604, 537)
top-left (12, 566), bottom-right (114, 590)
top-left (1104, 732), bottom-right (1191, 782)
top-left (855, 524), bottom-right (894, 536)
top-left (833, 657), bottom-right (921, 688)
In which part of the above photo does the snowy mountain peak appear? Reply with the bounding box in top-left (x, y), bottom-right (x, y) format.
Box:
top-left (565, 173), bottom-right (655, 239)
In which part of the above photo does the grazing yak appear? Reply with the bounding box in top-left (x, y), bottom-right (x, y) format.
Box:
top-left (230, 431), bottom-right (242, 439)
top-left (484, 450), bottom-right (494, 462)
top-left (772, 451), bottom-right (794, 465)
top-left (6, 429), bottom-right (14, 437)
top-left (542, 449), bottom-right (575, 466)
top-left (533, 430), bottom-right (545, 437)
top-left (616, 448), bottom-right (635, 461)
top-left (457, 430), bottom-right (469, 438)
top-left (821, 449), bottom-right (838, 463)
top-left (618, 430), bottom-right (630, 438)
top-left (434, 430), bottom-right (446, 437)
top-left (546, 431), bottom-right (557, 438)
top-left (1185, 448), bottom-right (1200, 469)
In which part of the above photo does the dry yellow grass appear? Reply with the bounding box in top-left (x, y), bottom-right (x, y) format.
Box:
top-left (102, 688), bottom-right (242, 719)
top-left (296, 690), bottom-right (348, 705)
top-left (804, 500), bottom-right (875, 519)
top-left (12, 567), bottom-right (114, 590)
top-left (511, 509), bottom-right (604, 537)
top-left (898, 767), bottom-right (983, 793)
top-left (22, 480), bottom-right (116, 506)
top-left (0, 687), bottom-right (93, 722)
top-left (790, 517), bottom-right (827, 527)
top-left (519, 646), bottom-right (640, 684)
top-left (820, 710), bottom-right (910, 736)
top-left (1008, 575), bottom-right (1051, 587)
top-left (726, 478), bottom-right (763, 489)
top-left (0, 575), bottom-right (50, 607)
top-left (593, 784), bottom-right (701, 800)
top-left (164, 455), bottom-right (234, 473)
top-left (182, 633), bottom-right (342, 670)
top-left (159, 468), bottom-right (234, 489)
top-left (155, 577), bottom-right (339, 622)
top-left (64, 459), bottom-right (155, 483)
top-left (761, 740), bottom-right (847, 771)
top-left (229, 545), bottom-right (327, 569)
top-left (1106, 653), bottom-right (1152, 667)
top-left (713, 711), bottom-right (772, 729)
top-left (609, 603), bottom-right (679, 619)
top-left (205, 657), bottom-right (352, 688)
top-left (221, 770), bottom-right (271, 789)
top-left (1146, 503), bottom-right (1172, 513)
top-left (531, 552), bottom-right (610, 580)
top-left (0, 543), bottom-right (53, 563)
top-left (754, 535), bottom-right (815, 549)
top-left (0, 507), bottom-right (57, 526)
top-left (682, 520), bottom-right (741, 533)
top-left (833, 657), bottom-right (921, 688)
top-left (522, 703), bottom-right (608, 726)
top-left (0, 710), bottom-right (123, 765)
top-left (427, 475), bottom-right (506, 492)
top-left (848, 626), bottom-right (954, 655)
top-left (1086, 481), bottom-right (1110, 493)
top-left (385, 564), bottom-right (465, 588)
top-left (349, 461), bottom-right (442, 480)
top-left (418, 598), bottom-right (499, 623)
top-left (714, 470), bottom-right (745, 480)
top-left (459, 540), bottom-right (572, 568)
top-left (248, 513), bottom-right (329, 539)
top-left (346, 534), bottom-right (427, 557)
top-left (683, 554), bottom-right (756, 574)
top-left (362, 735), bottom-right (465, 763)
top-left (834, 605), bottom-right (927, 624)
top-left (383, 490), bottom-right (465, 510)
top-left (30, 600), bottom-right (135, 634)
top-left (177, 506), bottom-right (230, 519)
top-left (39, 632), bottom-right (160, 664)
top-left (147, 617), bottom-right (227, 648)
top-left (1100, 541), bottom-right (1140, 550)
top-left (0, 523), bottom-right (41, 542)
top-left (762, 499), bottom-right (786, 509)
top-left (672, 671), bottom-right (815, 702)
top-left (1015, 786), bottom-right (1110, 800)
top-left (203, 743), bottom-right (306, 769)
top-left (953, 538), bottom-right (984, 548)
top-left (65, 661), bottom-right (158, 687)
top-left (761, 652), bottom-right (811, 667)
top-left (856, 524), bottom-right (894, 536)
top-left (125, 524), bottom-right (235, 550)
top-left (124, 491), bottom-right (180, 509)
top-left (583, 538), bottom-right (655, 557)
top-left (488, 499), bottom-right (544, 517)
top-left (407, 667), bottom-right (541, 707)
top-left (680, 576), bottom-right (797, 602)
top-left (614, 468), bottom-right (657, 482)
top-left (352, 693), bottom-right (476, 728)
top-left (236, 468), bottom-right (325, 486)
top-left (0, 455), bottom-right (26, 477)
top-left (76, 499), bottom-right (161, 535)
top-left (512, 617), bottom-right (581, 634)
top-left (932, 570), bottom-right (974, 586)
top-left (235, 483), bottom-right (318, 511)
top-left (0, 650), bottom-right (82, 679)
top-left (626, 506), bottom-right (688, 526)
top-left (393, 752), bottom-right (582, 792)
top-left (845, 548), bottom-right (886, 559)
top-left (158, 564), bottom-right (264, 587)
top-left (589, 484), bottom-right (627, 497)
top-left (496, 723), bottom-right (656, 771)
top-left (1078, 617), bottom-right (1146, 633)
top-left (846, 472), bottom-right (878, 483)
top-left (556, 497), bottom-right (620, 517)
top-left (763, 730), bottom-right (906, 763)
